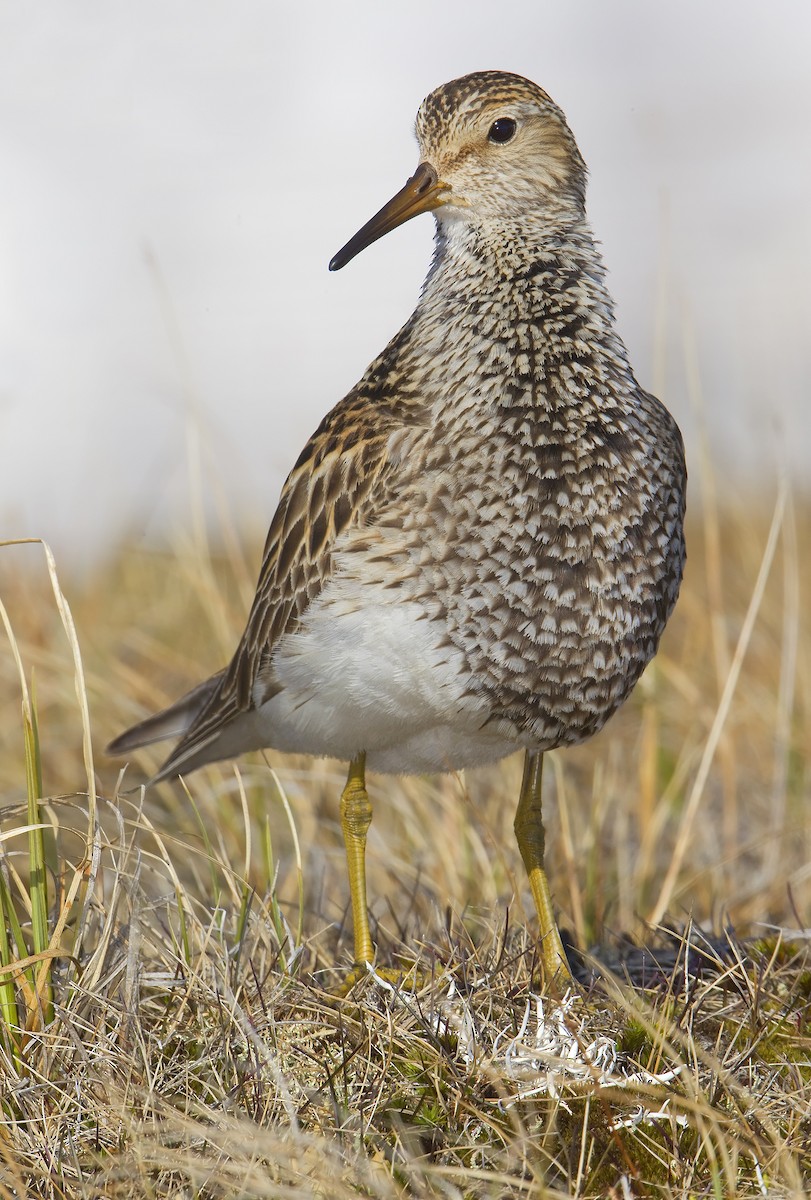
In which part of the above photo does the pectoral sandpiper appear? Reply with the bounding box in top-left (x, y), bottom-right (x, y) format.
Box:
top-left (109, 71), bottom-right (686, 986)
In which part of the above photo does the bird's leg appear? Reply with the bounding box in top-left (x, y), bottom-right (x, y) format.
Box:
top-left (340, 752), bottom-right (375, 968)
top-left (336, 755), bottom-right (428, 995)
top-left (514, 750), bottom-right (571, 985)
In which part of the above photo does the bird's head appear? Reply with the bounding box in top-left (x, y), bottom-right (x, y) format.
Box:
top-left (329, 70), bottom-right (587, 271)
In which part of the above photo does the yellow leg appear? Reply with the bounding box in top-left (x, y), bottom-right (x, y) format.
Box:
top-left (514, 750), bottom-right (571, 985)
top-left (340, 753), bottom-right (374, 967)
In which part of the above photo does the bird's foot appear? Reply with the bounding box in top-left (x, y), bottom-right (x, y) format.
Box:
top-left (526, 928), bottom-right (580, 996)
top-left (333, 958), bottom-right (434, 997)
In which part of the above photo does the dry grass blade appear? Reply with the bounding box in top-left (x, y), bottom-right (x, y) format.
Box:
top-left (648, 484), bottom-right (787, 925)
top-left (0, 580), bottom-right (53, 1035)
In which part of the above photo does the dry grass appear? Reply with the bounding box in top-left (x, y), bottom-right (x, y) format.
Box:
top-left (0, 490), bottom-right (809, 1198)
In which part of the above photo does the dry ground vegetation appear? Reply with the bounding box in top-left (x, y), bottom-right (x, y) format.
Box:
top-left (0, 491), bottom-right (809, 1199)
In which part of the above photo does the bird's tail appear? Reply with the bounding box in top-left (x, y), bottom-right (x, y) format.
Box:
top-left (106, 671), bottom-right (226, 760)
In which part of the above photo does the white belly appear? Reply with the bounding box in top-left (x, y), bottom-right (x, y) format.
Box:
top-left (247, 574), bottom-right (519, 773)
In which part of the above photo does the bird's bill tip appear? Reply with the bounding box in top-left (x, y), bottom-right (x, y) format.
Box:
top-left (329, 162), bottom-right (449, 271)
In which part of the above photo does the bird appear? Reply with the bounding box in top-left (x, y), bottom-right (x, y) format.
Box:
top-left (108, 70), bottom-right (686, 987)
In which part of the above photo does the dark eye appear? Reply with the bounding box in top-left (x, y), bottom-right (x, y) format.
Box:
top-left (488, 117), bottom-right (517, 144)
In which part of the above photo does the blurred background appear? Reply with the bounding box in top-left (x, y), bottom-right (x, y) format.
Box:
top-left (1, 0), bottom-right (809, 570)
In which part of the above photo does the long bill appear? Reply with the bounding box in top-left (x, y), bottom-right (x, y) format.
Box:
top-left (329, 162), bottom-right (450, 271)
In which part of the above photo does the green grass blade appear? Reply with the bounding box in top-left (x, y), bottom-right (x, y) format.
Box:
top-left (0, 586), bottom-right (53, 1028)
top-left (0, 867), bottom-right (21, 1043)
top-left (24, 692), bottom-right (53, 1024)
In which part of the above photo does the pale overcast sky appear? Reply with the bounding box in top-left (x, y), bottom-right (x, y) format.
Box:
top-left (1, 1), bottom-right (809, 569)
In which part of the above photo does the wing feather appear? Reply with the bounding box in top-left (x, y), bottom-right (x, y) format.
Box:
top-left (153, 385), bottom-right (427, 778)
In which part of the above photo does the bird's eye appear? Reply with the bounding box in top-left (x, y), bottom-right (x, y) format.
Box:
top-left (488, 117), bottom-right (517, 144)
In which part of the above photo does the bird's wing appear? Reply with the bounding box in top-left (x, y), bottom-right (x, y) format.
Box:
top-left (149, 384), bottom-right (427, 779)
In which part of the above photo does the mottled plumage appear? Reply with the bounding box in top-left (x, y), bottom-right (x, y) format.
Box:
top-left (109, 71), bottom-right (686, 982)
